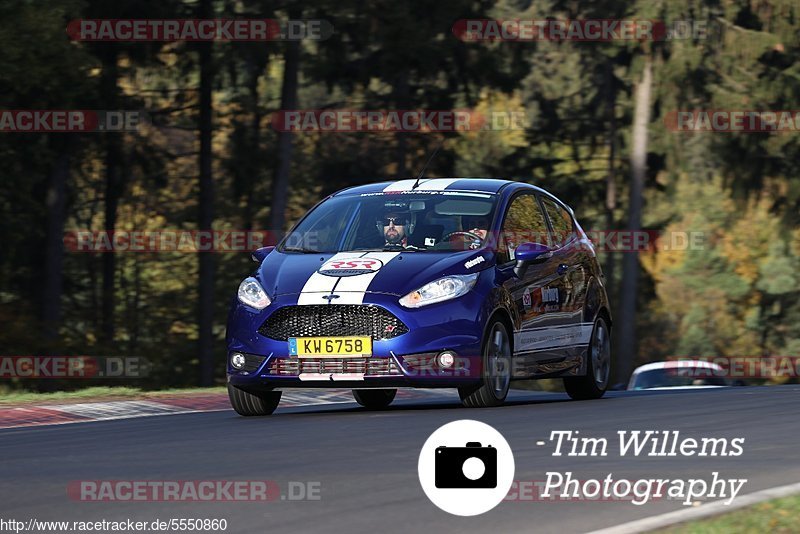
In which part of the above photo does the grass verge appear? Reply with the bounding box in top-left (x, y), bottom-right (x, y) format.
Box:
top-left (0, 386), bottom-right (227, 406)
top-left (659, 494), bottom-right (800, 534)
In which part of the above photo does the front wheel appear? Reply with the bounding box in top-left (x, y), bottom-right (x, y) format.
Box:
top-left (352, 388), bottom-right (396, 409)
top-left (459, 320), bottom-right (512, 408)
top-left (228, 384), bottom-right (281, 416)
top-left (564, 316), bottom-right (611, 400)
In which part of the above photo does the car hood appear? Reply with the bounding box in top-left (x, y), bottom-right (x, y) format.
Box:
top-left (257, 249), bottom-right (494, 298)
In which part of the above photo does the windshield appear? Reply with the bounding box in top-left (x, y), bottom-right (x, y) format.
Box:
top-left (279, 191), bottom-right (498, 253)
top-left (630, 368), bottom-right (728, 389)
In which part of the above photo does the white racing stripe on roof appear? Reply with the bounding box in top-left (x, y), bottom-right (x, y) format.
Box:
top-left (382, 178), bottom-right (459, 192)
top-left (383, 179), bottom-right (419, 192)
top-left (419, 178), bottom-right (458, 190)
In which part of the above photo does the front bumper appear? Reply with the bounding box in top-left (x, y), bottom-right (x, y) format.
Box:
top-left (226, 290), bottom-right (490, 390)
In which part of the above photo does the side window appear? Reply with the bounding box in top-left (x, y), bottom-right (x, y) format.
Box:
top-left (541, 198), bottom-right (574, 248)
top-left (498, 194), bottom-right (549, 264)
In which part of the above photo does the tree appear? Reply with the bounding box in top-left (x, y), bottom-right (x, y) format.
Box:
top-left (617, 56), bottom-right (652, 381)
top-left (197, 0), bottom-right (216, 386)
top-left (268, 7), bottom-right (302, 237)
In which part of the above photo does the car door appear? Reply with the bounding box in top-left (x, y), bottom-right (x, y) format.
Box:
top-left (539, 196), bottom-right (591, 360)
top-left (496, 193), bottom-right (567, 376)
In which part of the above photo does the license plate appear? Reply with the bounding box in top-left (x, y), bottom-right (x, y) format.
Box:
top-left (288, 336), bottom-right (372, 358)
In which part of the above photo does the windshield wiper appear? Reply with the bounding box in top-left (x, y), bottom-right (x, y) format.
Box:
top-left (349, 246), bottom-right (422, 252)
top-left (282, 246), bottom-right (322, 254)
top-left (384, 245), bottom-right (422, 251)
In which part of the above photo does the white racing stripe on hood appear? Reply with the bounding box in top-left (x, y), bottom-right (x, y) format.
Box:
top-left (297, 252), bottom-right (366, 305)
top-left (331, 251), bottom-right (400, 304)
top-left (297, 251), bottom-right (400, 305)
top-left (382, 178), bottom-right (458, 192)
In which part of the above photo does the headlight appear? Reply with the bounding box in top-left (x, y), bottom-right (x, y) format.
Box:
top-left (399, 273), bottom-right (478, 308)
top-left (230, 352), bottom-right (246, 369)
top-left (237, 277), bottom-right (271, 309)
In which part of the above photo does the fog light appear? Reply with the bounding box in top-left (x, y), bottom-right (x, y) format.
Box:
top-left (231, 352), bottom-right (246, 370)
top-left (437, 351), bottom-right (456, 368)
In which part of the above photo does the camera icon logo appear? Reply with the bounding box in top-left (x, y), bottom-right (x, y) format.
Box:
top-left (418, 420), bottom-right (515, 516)
top-left (435, 442), bottom-right (497, 488)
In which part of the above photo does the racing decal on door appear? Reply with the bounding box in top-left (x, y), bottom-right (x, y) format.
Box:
top-left (541, 286), bottom-right (559, 303)
top-left (526, 286), bottom-right (561, 315)
top-left (522, 288), bottom-right (532, 311)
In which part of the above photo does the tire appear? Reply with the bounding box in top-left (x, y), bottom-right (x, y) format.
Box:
top-left (352, 388), bottom-right (396, 409)
top-left (564, 315), bottom-right (611, 400)
top-left (227, 384), bottom-right (281, 416)
top-left (458, 319), bottom-right (512, 408)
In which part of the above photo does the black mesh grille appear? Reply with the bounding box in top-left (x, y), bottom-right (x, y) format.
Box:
top-left (258, 305), bottom-right (408, 341)
top-left (240, 353), bottom-right (266, 372)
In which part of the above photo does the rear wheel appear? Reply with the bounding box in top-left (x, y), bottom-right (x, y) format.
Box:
top-left (227, 384), bottom-right (281, 416)
top-left (352, 388), bottom-right (396, 409)
top-left (564, 316), bottom-right (611, 400)
top-left (459, 320), bottom-right (512, 408)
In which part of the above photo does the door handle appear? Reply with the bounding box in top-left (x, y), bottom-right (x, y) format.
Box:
top-left (557, 263), bottom-right (569, 276)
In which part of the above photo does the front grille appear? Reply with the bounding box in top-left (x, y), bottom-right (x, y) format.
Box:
top-left (268, 357), bottom-right (402, 376)
top-left (258, 305), bottom-right (409, 341)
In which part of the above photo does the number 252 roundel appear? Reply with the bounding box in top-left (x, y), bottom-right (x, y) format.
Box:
top-left (318, 258), bottom-right (383, 277)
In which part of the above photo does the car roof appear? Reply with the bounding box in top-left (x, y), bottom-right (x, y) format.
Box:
top-left (332, 178), bottom-right (554, 198)
top-left (631, 360), bottom-right (724, 374)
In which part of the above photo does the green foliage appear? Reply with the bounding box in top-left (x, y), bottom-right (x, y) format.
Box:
top-left (1, 0), bottom-right (799, 391)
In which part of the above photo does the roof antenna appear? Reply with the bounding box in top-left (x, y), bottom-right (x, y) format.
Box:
top-left (411, 138), bottom-right (444, 190)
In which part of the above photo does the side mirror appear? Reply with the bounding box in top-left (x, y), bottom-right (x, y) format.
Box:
top-left (513, 242), bottom-right (552, 278)
top-left (251, 246), bottom-right (274, 263)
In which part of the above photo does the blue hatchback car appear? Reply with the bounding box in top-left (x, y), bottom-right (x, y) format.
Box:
top-left (226, 178), bottom-right (612, 415)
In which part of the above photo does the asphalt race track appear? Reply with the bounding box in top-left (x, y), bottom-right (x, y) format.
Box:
top-left (2, 386), bottom-right (798, 534)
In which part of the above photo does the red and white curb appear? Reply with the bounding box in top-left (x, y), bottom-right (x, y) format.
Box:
top-left (0, 389), bottom-right (457, 430)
